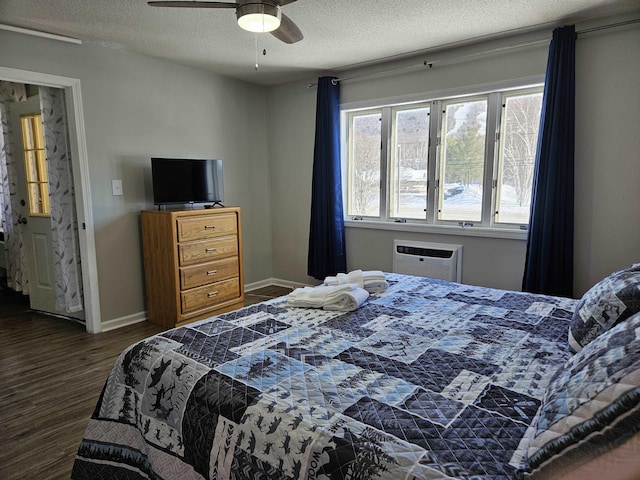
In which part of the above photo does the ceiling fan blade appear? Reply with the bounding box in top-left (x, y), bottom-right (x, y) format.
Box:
top-left (271, 12), bottom-right (303, 44)
top-left (147, 1), bottom-right (236, 8)
top-left (272, 0), bottom-right (298, 6)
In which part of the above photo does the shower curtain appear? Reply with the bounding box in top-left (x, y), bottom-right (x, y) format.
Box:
top-left (0, 81), bottom-right (29, 294)
top-left (39, 86), bottom-right (84, 313)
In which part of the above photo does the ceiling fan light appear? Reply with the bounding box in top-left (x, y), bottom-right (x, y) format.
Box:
top-left (237, 3), bottom-right (281, 33)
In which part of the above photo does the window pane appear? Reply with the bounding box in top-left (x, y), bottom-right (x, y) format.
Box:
top-left (390, 106), bottom-right (429, 219)
top-left (439, 99), bottom-right (487, 222)
top-left (36, 150), bottom-right (48, 182)
top-left (496, 92), bottom-right (542, 224)
top-left (20, 114), bottom-right (51, 216)
top-left (347, 112), bottom-right (381, 217)
top-left (25, 151), bottom-right (39, 182)
top-left (21, 116), bottom-right (35, 149)
top-left (32, 115), bottom-right (44, 149)
top-left (39, 182), bottom-right (51, 214)
top-left (28, 183), bottom-right (43, 215)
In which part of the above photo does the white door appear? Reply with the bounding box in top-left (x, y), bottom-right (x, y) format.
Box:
top-left (9, 97), bottom-right (59, 315)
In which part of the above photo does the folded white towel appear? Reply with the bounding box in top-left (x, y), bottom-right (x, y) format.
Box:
top-left (323, 286), bottom-right (369, 312)
top-left (332, 270), bottom-right (365, 287)
top-left (323, 276), bottom-right (338, 286)
top-left (325, 270), bottom-right (364, 286)
top-left (324, 270), bottom-right (388, 293)
top-left (287, 284), bottom-right (352, 308)
top-left (286, 287), bottom-right (319, 308)
top-left (364, 280), bottom-right (389, 294)
top-left (286, 283), bottom-right (369, 312)
top-left (363, 270), bottom-right (385, 282)
top-left (361, 270), bottom-right (388, 293)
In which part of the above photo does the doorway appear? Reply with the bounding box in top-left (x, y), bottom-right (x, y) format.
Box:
top-left (0, 67), bottom-right (100, 333)
top-left (6, 95), bottom-right (64, 315)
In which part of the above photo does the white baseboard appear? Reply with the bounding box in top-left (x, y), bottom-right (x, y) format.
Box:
top-left (99, 278), bottom-right (312, 332)
top-left (245, 277), bottom-right (312, 291)
top-left (101, 310), bottom-right (147, 332)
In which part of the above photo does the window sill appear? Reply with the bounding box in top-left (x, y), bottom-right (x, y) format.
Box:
top-left (344, 219), bottom-right (528, 241)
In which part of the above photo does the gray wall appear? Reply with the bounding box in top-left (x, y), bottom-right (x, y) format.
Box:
top-left (0, 14), bottom-right (638, 329)
top-left (574, 23), bottom-right (640, 295)
top-left (0, 31), bottom-right (273, 325)
top-left (267, 20), bottom-right (640, 296)
top-left (267, 37), bottom-right (549, 291)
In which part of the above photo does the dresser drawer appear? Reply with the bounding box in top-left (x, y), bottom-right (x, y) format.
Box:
top-left (181, 277), bottom-right (240, 314)
top-left (178, 235), bottom-right (238, 266)
top-left (176, 213), bottom-right (237, 242)
top-left (179, 257), bottom-right (239, 290)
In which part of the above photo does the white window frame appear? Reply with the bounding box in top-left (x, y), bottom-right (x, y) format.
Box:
top-left (340, 77), bottom-right (544, 237)
top-left (494, 87), bottom-right (545, 227)
top-left (388, 102), bottom-right (431, 222)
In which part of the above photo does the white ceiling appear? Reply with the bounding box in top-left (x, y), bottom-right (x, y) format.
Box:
top-left (1, 0), bottom-right (638, 86)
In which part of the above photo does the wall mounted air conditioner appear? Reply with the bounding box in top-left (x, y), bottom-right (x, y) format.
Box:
top-left (392, 240), bottom-right (463, 283)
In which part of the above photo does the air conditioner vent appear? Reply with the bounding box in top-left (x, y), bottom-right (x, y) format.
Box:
top-left (392, 240), bottom-right (462, 283)
top-left (395, 245), bottom-right (454, 259)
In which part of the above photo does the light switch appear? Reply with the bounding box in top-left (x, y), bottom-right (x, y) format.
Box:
top-left (112, 179), bottom-right (123, 196)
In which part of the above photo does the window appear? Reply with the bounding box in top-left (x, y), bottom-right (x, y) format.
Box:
top-left (342, 84), bottom-right (543, 230)
top-left (346, 110), bottom-right (382, 217)
top-left (438, 97), bottom-right (487, 223)
top-left (495, 90), bottom-right (543, 225)
top-left (19, 114), bottom-right (50, 216)
top-left (390, 105), bottom-right (430, 219)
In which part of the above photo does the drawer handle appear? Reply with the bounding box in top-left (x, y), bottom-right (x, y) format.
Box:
top-left (208, 291), bottom-right (219, 298)
top-left (207, 270), bottom-right (218, 276)
top-left (204, 225), bottom-right (216, 230)
top-left (205, 248), bottom-right (217, 253)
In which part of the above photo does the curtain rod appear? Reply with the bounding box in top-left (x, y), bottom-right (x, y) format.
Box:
top-left (308, 17), bottom-right (640, 88)
top-left (576, 17), bottom-right (640, 35)
top-left (0, 23), bottom-right (82, 44)
top-left (307, 37), bottom-right (548, 88)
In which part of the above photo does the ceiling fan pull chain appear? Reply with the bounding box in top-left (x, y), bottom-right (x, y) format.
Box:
top-left (254, 34), bottom-right (259, 70)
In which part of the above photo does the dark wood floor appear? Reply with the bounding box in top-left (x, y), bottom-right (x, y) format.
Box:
top-left (0, 284), bottom-right (291, 480)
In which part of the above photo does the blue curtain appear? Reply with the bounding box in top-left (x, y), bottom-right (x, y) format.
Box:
top-left (307, 76), bottom-right (346, 279)
top-left (522, 25), bottom-right (576, 297)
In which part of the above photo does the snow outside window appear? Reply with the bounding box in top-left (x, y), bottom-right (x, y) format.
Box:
top-left (341, 83), bottom-right (543, 230)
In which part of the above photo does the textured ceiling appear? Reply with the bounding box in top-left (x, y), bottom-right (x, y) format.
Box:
top-left (1, 0), bottom-right (638, 86)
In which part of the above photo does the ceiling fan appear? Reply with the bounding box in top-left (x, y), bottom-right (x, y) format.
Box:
top-left (147, 0), bottom-right (303, 44)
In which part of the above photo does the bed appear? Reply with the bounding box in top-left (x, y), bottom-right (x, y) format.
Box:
top-left (72, 270), bottom-right (640, 480)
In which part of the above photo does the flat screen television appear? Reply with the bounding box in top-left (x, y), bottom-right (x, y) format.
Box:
top-left (151, 158), bottom-right (224, 207)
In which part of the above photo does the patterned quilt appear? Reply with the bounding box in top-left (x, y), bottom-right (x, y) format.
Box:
top-left (72, 274), bottom-right (578, 480)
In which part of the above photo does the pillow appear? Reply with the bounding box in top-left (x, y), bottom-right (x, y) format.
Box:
top-left (568, 263), bottom-right (640, 352)
top-left (518, 311), bottom-right (640, 479)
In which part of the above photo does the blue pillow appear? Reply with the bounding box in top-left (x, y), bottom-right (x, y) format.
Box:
top-left (518, 311), bottom-right (640, 479)
top-left (568, 263), bottom-right (640, 353)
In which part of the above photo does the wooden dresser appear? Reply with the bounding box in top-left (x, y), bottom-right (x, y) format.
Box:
top-left (141, 207), bottom-right (244, 327)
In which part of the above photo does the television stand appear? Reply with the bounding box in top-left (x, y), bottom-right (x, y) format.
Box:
top-left (140, 207), bottom-right (244, 327)
top-left (204, 202), bottom-right (225, 209)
